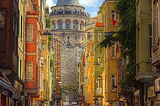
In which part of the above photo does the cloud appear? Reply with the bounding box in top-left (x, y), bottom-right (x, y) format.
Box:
top-left (46, 0), bottom-right (56, 11)
top-left (79, 0), bottom-right (99, 7)
top-left (91, 12), bottom-right (98, 17)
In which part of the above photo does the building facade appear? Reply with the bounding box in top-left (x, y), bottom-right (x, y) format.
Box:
top-left (24, 0), bottom-right (49, 105)
top-left (135, 0), bottom-right (153, 106)
top-left (0, 0), bottom-right (24, 105)
top-left (103, 0), bottom-right (118, 105)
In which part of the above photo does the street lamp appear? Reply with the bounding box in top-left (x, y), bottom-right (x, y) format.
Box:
top-left (43, 30), bottom-right (52, 35)
top-left (104, 32), bottom-right (112, 37)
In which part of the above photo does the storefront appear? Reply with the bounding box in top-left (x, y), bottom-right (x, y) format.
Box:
top-left (0, 71), bottom-right (15, 106)
top-left (10, 80), bottom-right (23, 106)
top-left (154, 77), bottom-right (160, 105)
top-left (0, 71), bottom-right (24, 106)
top-left (147, 86), bottom-right (156, 106)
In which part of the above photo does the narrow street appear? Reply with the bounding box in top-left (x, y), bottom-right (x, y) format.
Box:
top-left (0, 0), bottom-right (159, 106)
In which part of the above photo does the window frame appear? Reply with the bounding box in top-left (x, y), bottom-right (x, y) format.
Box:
top-left (149, 25), bottom-right (152, 59)
top-left (66, 21), bottom-right (70, 29)
top-left (26, 62), bottom-right (33, 80)
top-left (98, 32), bottom-right (101, 42)
top-left (0, 9), bottom-right (6, 49)
top-left (42, 43), bottom-right (45, 50)
top-left (111, 10), bottom-right (116, 25)
top-left (27, 24), bottom-right (33, 41)
top-left (59, 22), bottom-right (62, 29)
top-left (111, 43), bottom-right (116, 58)
top-left (154, 0), bottom-right (158, 42)
top-left (111, 74), bottom-right (116, 90)
top-left (105, 75), bottom-right (107, 92)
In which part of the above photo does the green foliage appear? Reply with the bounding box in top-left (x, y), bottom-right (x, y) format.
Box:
top-left (48, 36), bottom-right (52, 48)
top-left (50, 58), bottom-right (54, 69)
top-left (46, 17), bottom-right (51, 29)
top-left (100, 0), bottom-right (137, 87)
top-left (45, 7), bottom-right (49, 13)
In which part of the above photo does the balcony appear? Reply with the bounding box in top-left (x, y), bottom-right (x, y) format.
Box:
top-left (49, 11), bottom-right (87, 17)
top-left (136, 73), bottom-right (154, 84)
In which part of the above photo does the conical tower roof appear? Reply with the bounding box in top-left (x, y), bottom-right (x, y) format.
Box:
top-left (56, 0), bottom-right (80, 6)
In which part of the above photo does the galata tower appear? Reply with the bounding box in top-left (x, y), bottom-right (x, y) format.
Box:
top-left (50, 0), bottom-right (88, 103)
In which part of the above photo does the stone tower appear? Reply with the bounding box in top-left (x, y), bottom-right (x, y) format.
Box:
top-left (50, 0), bottom-right (87, 103)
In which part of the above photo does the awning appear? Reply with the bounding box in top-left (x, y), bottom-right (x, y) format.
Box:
top-left (0, 72), bottom-right (15, 94)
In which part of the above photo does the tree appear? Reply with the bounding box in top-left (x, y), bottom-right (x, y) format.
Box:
top-left (100, 0), bottom-right (137, 87)
top-left (46, 17), bottom-right (51, 29)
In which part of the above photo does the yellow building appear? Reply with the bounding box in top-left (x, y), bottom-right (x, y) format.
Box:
top-left (84, 20), bottom-right (97, 105)
top-left (18, 0), bottom-right (25, 82)
top-left (103, 0), bottom-right (118, 105)
top-left (41, 34), bottom-right (51, 103)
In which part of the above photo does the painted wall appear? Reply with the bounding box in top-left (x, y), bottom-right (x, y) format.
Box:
top-left (104, 1), bottom-right (118, 104)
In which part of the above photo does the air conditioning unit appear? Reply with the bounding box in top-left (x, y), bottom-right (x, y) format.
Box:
top-left (155, 77), bottom-right (160, 93)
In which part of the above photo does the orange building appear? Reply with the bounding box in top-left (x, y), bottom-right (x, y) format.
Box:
top-left (87, 41), bottom-right (94, 105)
top-left (24, 0), bottom-right (43, 105)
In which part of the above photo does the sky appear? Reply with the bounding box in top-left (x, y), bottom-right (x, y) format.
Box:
top-left (46, 0), bottom-right (104, 17)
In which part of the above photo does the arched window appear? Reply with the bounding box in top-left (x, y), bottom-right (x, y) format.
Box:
top-left (52, 23), bottom-right (55, 30)
top-left (59, 22), bottom-right (62, 29)
top-left (66, 22), bottom-right (70, 29)
top-left (73, 22), bottom-right (77, 29)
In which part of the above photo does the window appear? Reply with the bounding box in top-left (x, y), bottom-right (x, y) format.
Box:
top-left (149, 25), bottom-right (152, 58)
top-left (27, 24), bottom-right (33, 41)
top-left (91, 44), bottom-right (94, 52)
top-left (98, 76), bottom-right (101, 87)
top-left (20, 59), bottom-right (22, 79)
top-left (21, 16), bottom-right (22, 38)
top-left (75, 36), bottom-right (77, 40)
top-left (98, 53), bottom-right (101, 64)
top-left (88, 77), bottom-right (90, 85)
top-left (42, 43), bottom-right (44, 50)
top-left (41, 71), bottom-right (44, 90)
top-left (154, 0), bottom-right (158, 42)
top-left (0, 10), bottom-right (5, 28)
top-left (105, 48), bottom-right (107, 59)
top-left (111, 10), bottom-right (116, 20)
top-left (52, 23), bottom-right (55, 30)
top-left (88, 93), bottom-right (90, 102)
top-left (88, 61), bottom-right (90, 69)
top-left (26, 62), bottom-right (33, 80)
top-left (111, 44), bottom-right (116, 57)
top-left (73, 22), bottom-right (77, 29)
top-left (0, 10), bottom-right (5, 49)
top-left (87, 32), bottom-right (90, 39)
top-left (66, 22), bottom-right (70, 29)
top-left (98, 33), bottom-right (101, 42)
top-left (105, 75), bottom-right (107, 91)
top-left (59, 22), bottom-right (62, 29)
top-left (13, 12), bottom-right (18, 36)
top-left (111, 10), bottom-right (116, 25)
top-left (111, 74), bottom-right (116, 90)
top-left (105, 15), bottom-right (107, 27)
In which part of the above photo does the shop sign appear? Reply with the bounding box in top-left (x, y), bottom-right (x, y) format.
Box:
top-left (13, 80), bottom-right (22, 92)
top-left (155, 77), bottom-right (160, 93)
top-left (12, 88), bottom-right (21, 100)
top-left (97, 87), bottom-right (102, 95)
top-left (148, 86), bottom-right (156, 98)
